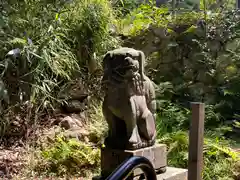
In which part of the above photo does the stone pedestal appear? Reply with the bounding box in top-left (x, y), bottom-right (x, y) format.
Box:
top-left (101, 144), bottom-right (167, 178)
top-left (134, 167), bottom-right (188, 180)
top-left (93, 143), bottom-right (188, 180)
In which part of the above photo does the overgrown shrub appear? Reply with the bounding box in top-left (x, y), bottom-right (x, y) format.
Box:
top-left (87, 100), bottom-right (108, 145)
top-left (118, 3), bottom-right (240, 126)
top-left (111, 0), bottom-right (139, 17)
top-left (156, 100), bottom-right (190, 136)
top-left (0, 0), bottom-right (120, 138)
top-left (1, 0), bottom-right (240, 179)
top-left (158, 131), bottom-right (240, 180)
top-left (36, 135), bottom-right (100, 177)
top-left (0, 0), bottom-right (119, 110)
top-left (116, 4), bottom-right (240, 179)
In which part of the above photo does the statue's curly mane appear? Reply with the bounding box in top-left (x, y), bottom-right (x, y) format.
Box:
top-left (105, 71), bottom-right (144, 96)
top-left (102, 47), bottom-right (146, 96)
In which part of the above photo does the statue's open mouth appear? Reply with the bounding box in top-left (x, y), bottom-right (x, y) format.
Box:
top-left (117, 65), bottom-right (138, 77)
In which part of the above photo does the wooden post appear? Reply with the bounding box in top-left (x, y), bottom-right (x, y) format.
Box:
top-left (237, 0), bottom-right (240, 9)
top-left (188, 102), bottom-right (205, 180)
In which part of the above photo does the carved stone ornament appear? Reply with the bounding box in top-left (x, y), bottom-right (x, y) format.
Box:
top-left (101, 47), bottom-right (157, 150)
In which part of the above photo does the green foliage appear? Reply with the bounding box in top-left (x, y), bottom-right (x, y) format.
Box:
top-left (117, 5), bottom-right (171, 35)
top-left (1, 0), bottom-right (240, 179)
top-left (203, 138), bottom-right (238, 180)
top-left (38, 135), bottom-right (100, 176)
top-left (158, 131), bottom-right (240, 180)
top-left (199, 0), bottom-right (235, 10)
top-left (0, 0), bottom-right (120, 139)
top-left (0, 0), bottom-right (119, 110)
top-left (67, 0), bottom-right (120, 64)
top-left (111, 0), bottom-right (139, 16)
top-left (156, 100), bottom-right (190, 136)
top-left (118, 4), bottom-right (240, 179)
top-left (121, 4), bottom-right (240, 126)
top-left (204, 105), bottom-right (222, 128)
top-left (87, 101), bottom-right (108, 145)
top-left (158, 131), bottom-right (189, 167)
top-left (117, 1), bottom-right (213, 36)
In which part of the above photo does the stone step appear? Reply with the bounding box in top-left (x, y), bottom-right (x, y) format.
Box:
top-left (134, 167), bottom-right (187, 180)
top-left (156, 167), bottom-right (187, 180)
top-left (93, 167), bottom-right (187, 180)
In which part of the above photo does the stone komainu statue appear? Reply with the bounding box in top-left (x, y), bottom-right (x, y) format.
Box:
top-left (102, 47), bottom-right (157, 150)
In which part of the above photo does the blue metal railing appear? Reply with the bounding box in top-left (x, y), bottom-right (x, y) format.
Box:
top-left (105, 156), bottom-right (157, 180)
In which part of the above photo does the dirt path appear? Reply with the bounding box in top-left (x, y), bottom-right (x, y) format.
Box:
top-left (0, 147), bottom-right (26, 179)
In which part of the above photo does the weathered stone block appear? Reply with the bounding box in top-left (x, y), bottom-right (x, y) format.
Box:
top-left (133, 167), bottom-right (188, 180)
top-left (156, 167), bottom-right (188, 180)
top-left (100, 144), bottom-right (167, 178)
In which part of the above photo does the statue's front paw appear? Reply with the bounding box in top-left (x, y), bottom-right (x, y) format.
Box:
top-left (147, 139), bottom-right (155, 146)
top-left (128, 134), bottom-right (142, 150)
top-left (139, 139), bottom-right (155, 149)
top-left (126, 142), bottom-right (142, 150)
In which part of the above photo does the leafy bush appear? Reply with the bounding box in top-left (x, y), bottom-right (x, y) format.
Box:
top-left (158, 131), bottom-right (189, 168)
top-left (119, 3), bottom-right (240, 126)
top-left (156, 100), bottom-right (190, 136)
top-left (111, 0), bottom-right (139, 17)
top-left (87, 100), bottom-right (108, 145)
top-left (158, 131), bottom-right (240, 180)
top-left (1, 0), bottom-right (240, 179)
top-left (0, 0), bottom-right (119, 110)
top-left (116, 4), bottom-right (240, 179)
top-left (0, 0), bottom-right (120, 139)
top-left (37, 135), bottom-right (100, 177)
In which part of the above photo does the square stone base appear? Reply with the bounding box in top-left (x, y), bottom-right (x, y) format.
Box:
top-left (156, 167), bottom-right (188, 180)
top-left (100, 144), bottom-right (167, 178)
top-left (133, 167), bottom-right (188, 180)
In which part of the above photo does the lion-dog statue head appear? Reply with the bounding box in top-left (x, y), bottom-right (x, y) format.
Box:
top-left (102, 47), bottom-right (156, 150)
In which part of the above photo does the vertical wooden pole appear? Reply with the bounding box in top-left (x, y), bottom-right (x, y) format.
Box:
top-left (188, 102), bottom-right (205, 180)
top-left (237, 0), bottom-right (240, 9)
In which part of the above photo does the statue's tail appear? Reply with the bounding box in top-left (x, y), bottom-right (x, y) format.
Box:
top-left (138, 51), bottom-right (145, 82)
top-left (139, 108), bottom-right (156, 141)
